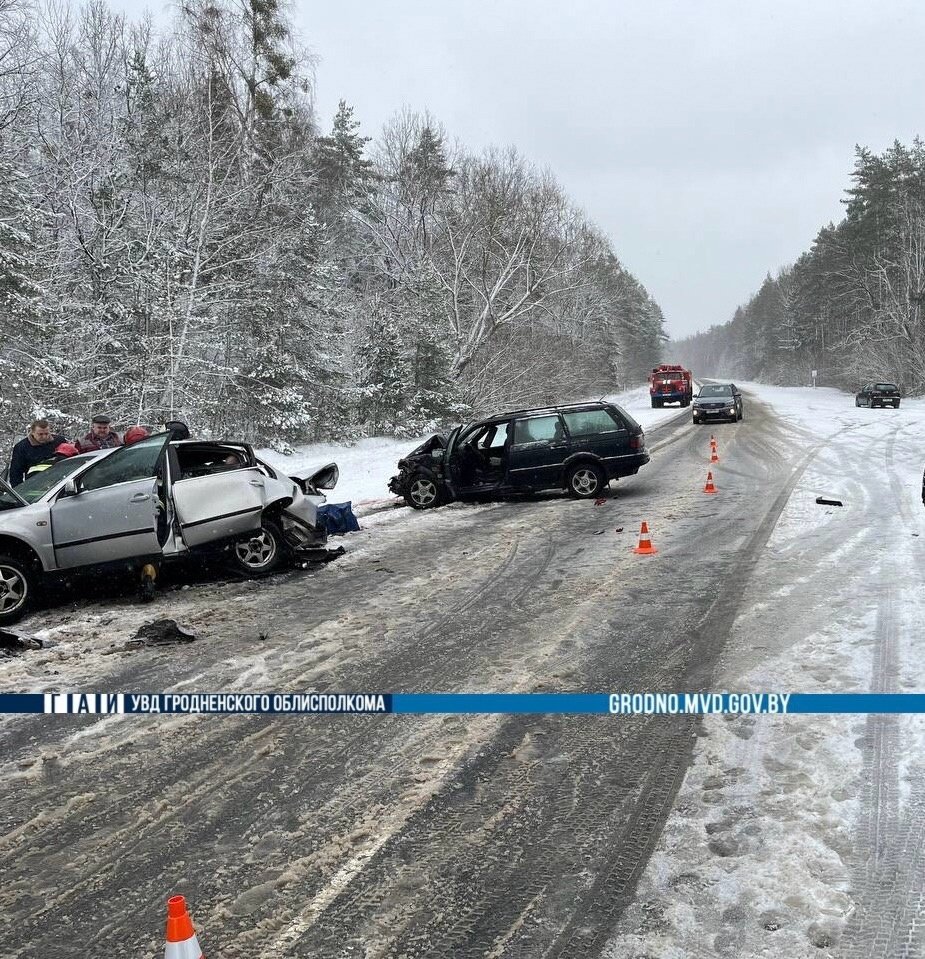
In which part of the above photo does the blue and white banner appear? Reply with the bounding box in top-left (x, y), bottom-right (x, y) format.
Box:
top-left (3, 692), bottom-right (925, 715)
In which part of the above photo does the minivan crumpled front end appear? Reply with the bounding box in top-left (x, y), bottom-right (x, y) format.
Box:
top-left (388, 434), bottom-right (448, 497)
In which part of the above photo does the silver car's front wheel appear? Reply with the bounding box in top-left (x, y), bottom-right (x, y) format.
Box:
top-left (0, 556), bottom-right (34, 625)
top-left (230, 520), bottom-right (284, 577)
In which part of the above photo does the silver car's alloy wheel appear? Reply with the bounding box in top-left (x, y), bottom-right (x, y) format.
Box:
top-left (570, 468), bottom-right (600, 496)
top-left (0, 563), bottom-right (28, 616)
top-left (410, 478), bottom-right (437, 507)
top-left (235, 530), bottom-right (278, 570)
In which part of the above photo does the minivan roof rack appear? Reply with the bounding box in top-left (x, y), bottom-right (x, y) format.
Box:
top-left (483, 400), bottom-right (610, 421)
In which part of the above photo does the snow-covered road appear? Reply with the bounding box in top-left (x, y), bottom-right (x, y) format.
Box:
top-left (2, 385), bottom-right (924, 958)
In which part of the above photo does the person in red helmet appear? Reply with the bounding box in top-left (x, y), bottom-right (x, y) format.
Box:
top-left (123, 425), bottom-right (149, 446)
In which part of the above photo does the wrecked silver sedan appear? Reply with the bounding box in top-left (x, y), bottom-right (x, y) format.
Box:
top-left (0, 432), bottom-right (338, 624)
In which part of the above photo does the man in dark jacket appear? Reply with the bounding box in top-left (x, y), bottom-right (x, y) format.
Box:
top-left (8, 419), bottom-right (68, 486)
top-left (20, 442), bottom-right (81, 481)
top-left (77, 414), bottom-right (122, 452)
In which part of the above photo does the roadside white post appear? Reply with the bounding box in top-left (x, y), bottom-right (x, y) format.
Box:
top-left (811, 369), bottom-right (817, 388)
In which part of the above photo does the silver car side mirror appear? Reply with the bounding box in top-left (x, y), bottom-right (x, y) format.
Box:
top-left (61, 478), bottom-right (79, 497)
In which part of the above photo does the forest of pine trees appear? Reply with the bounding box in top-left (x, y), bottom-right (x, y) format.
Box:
top-left (675, 140), bottom-right (925, 393)
top-left (0, 0), bottom-right (665, 446)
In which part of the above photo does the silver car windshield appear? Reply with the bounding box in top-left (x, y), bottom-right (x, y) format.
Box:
top-left (13, 456), bottom-right (92, 504)
top-left (699, 385), bottom-right (733, 397)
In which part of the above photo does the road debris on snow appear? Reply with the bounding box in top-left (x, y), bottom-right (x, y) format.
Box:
top-left (123, 619), bottom-right (198, 650)
top-left (0, 629), bottom-right (43, 656)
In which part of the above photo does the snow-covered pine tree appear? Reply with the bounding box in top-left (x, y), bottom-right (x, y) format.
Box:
top-left (312, 101), bottom-right (375, 223)
top-left (355, 304), bottom-right (409, 434)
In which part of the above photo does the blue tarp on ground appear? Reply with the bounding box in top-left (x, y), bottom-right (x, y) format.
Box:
top-left (317, 502), bottom-right (360, 536)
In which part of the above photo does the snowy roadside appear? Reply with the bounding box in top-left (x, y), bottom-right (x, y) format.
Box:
top-left (256, 384), bottom-right (686, 512)
top-left (604, 383), bottom-right (925, 958)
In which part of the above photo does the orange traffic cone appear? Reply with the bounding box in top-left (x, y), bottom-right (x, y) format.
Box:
top-left (710, 445), bottom-right (719, 463)
top-left (165, 895), bottom-right (204, 959)
top-left (633, 521), bottom-right (658, 555)
top-left (703, 471), bottom-right (718, 494)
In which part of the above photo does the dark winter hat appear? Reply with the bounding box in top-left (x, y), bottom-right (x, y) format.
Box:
top-left (164, 420), bottom-right (190, 441)
top-left (91, 414), bottom-right (112, 425)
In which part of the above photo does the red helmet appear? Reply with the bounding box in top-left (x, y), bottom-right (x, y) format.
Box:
top-left (54, 442), bottom-right (80, 458)
top-left (123, 425), bottom-right (149, 446)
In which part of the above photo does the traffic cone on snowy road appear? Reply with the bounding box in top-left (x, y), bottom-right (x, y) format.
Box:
top-left (165, 895), bottom-right (204, 959)
top-left (710, 444), bottom-right (719, 463)
top-left (703, 471), bottom-right (718, 494)
top-left (633, 521), bottom-right (658, 555)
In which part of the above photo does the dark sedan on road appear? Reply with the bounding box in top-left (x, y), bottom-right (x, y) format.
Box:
top-left (389, 401), bottom-right (649, 509)
top-left (856, 382), bottom-right (901, 408)
top-left (692, 384), bottom-right (743, 424)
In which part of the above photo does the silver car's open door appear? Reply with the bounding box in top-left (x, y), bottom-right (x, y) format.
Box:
top-left (171, 468), bottom-right (265, 548)
top-left (50, 433), bottom-right (170, 569)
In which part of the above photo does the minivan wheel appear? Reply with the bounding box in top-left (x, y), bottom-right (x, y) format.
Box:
top-left (567, 463), bottom-right (606, 499)
top-left (230, 519), bottom-right (285, 577)
top-left (0, 555), bottom-right (35, 625)
top-left (405, 475), bottom-right (441, 510)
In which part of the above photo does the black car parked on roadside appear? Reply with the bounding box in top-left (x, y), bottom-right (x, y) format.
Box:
top-left (855, 382), bottom-right (901, 408)
top-left (691, 383), bottom-right (744, 424)
top-left (388, 402), bottom-right (650, 509)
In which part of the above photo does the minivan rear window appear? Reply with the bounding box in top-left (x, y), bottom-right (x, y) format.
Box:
top-left (608, 404), bottom-right (638, 430)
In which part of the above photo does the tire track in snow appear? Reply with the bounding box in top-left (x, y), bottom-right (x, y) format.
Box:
top-left (544, 410), bottom-right (864, 957)
top-left (840, 419), bottom-right (925, 959)
top-left (863, 587), bottom-right (900, 876)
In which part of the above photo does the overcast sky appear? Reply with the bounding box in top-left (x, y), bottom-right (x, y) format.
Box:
top-left (112, 0), bottom-right (925, 340)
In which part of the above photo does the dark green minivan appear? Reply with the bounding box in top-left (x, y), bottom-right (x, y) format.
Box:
top-left (388, 402), bottom-right (650, 509)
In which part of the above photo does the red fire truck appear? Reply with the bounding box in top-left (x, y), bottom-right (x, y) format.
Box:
top-left (648, 364), bottom-right (693, 408)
